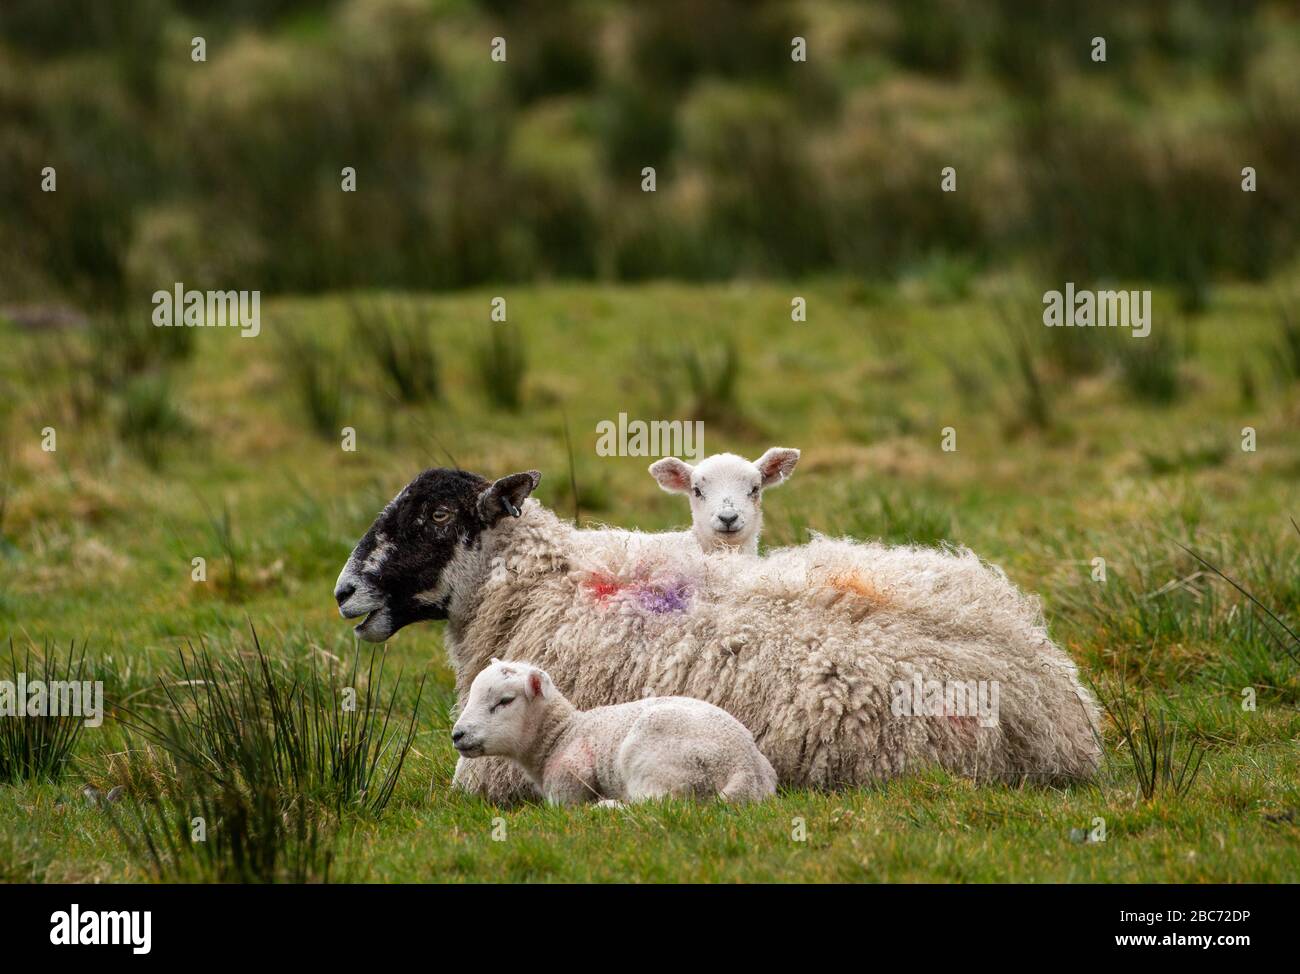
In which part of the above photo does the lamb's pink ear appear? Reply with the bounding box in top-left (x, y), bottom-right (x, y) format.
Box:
top-left (755, 448), bottom-right (800, 488)
top-left (649, 457), bottom-right (694, 494)
top-left (478, 470), bottom-right (542, 525)
top-left (524, 669), bottom-right (550, 700)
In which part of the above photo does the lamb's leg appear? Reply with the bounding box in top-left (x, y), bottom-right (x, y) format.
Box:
top-left (718, 766), bottom-right (775, 802)
top-left (622, 764), bottom-right (709, 803)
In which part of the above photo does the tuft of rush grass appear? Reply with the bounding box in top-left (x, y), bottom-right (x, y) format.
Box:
top-left (1237, 360), bottom-right (1258, 407)
top-left (986, 308), bottom-right (1050, 434)
top-left (1274, 298), bottom-right (1300, 384)
top-left (1116, 327), bottom-right (1185, 403)
top-left (124, 630), bottom-right (424, 816)
top-left (1060, 538), bottom-right (1271, 688)
top-left (198, 496), bottom-right (245, 599)
top-left (350, 298), bottom-right (440, 403)
top-left (115, 372), bottom-right (189, 469)
top-left (0, 640), bottom-right (91, 785)
top-left (1141, 437), bottom-right (1228, 475)
top-left (1180, 524), bottom-right (1300, 673)
top-left (89, 311), bottom-right (193, 386)
top-left (1093, 672), bottom-right (1206, 802)
top-left (475, 324), bottom-right (527, 412)
top-left (0, 425), bottom-right (11, 545)
top-left (110, 772), bottom-right (339, 884)
top-left (1007, 327), bottom-right (1050, 431)
top-left (1041, 319), bottom-right (1110, 378)
top-left (561, 412), bottom-right (581, 526)
top-left (681, 338), bottom-right (743, 426)
top-left (941, 350), bottom-right (986, 401)
top-left (277, 328), bottom-right (350, 439)
top-left (1052, 525), bottom-right (1300, 704)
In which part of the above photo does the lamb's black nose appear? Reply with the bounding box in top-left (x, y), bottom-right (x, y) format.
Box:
top-left (334, 582), bottom-right (356, 606)
top-left (718, 511), bottom-right (739, 526)
top-left (451, 729), bottom-right (466, 744)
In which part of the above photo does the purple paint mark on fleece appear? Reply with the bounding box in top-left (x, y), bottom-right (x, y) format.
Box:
top-left (637, 577), bottom-right (692, 614)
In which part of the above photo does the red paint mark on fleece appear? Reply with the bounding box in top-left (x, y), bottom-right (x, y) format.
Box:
top-left (583, 574), bottom-right (624, 602)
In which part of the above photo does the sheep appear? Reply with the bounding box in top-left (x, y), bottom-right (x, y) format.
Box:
top-left (451, 658), bottom-right (777, 806)
top-left (334, 466), bottom-right (1102, 804)
top-left (648, 448), bottom-right (799, 554)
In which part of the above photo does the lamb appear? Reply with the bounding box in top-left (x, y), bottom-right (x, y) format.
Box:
top-left (451, 659), bottom-right (778, 806)
top-left (334, 466), bottom-right (1102, 805)
top-left (649, 448), bottom-right (799, 554)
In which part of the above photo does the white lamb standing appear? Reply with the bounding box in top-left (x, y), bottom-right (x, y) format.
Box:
top-left (649, 448), bottom-right (800, 554)
top-left (452, 659), bottom-right (777, 806)
top-left (335, 466), bottom-right (1103, 806)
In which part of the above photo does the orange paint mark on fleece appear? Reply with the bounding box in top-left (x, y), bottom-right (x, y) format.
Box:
top-left (825, 571), bottom-right (890, 611)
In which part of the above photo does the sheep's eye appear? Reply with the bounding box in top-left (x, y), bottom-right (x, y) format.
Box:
top-left (692, 486), bottom-right (703, 499)
top-left (749, 486), bottom-right (760, 498)
top-left (491, 696), bottom-right (515, 712)
top-left (431, 509), bottom-right (452, 524)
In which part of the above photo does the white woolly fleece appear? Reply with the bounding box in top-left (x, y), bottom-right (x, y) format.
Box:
top-left (454, 660), bottom-right (777, 805)
top-left (445, 499), bottom-right (1102, 804)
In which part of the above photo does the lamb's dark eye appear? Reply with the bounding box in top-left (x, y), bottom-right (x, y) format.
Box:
top-left (491, 696), bottom-right (515, 712)
top-left (693, 487), bottom-right (703, 498)
top-left (749, 486), bottom-right (760, 497)
top-left (431, 509), bottom-right (452, 524)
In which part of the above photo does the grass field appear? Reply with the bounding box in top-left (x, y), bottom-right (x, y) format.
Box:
top-left (2, 277), bottom-right (1299, 882)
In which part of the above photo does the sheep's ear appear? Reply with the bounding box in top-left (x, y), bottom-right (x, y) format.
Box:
top-left (478, 470), bottom-right (541, 525)
top-left (755, 448), bottom-right (800, 488)
top-left (524, 668), bottom-right (551, 701)
top-left (649, 457), bottom-right (694, 494)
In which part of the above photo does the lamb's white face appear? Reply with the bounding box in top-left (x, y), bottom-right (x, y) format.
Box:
top-left (649, 449), bottom-right (800, 553)
top-left (451, 660), bottom-right (553, 760)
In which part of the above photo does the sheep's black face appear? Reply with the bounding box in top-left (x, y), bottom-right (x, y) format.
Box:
top-left (334, 467), bottom-right (541, 642)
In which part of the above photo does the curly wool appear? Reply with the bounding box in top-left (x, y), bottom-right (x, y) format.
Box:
top-left (446, 500), bottom-right (1101, 803)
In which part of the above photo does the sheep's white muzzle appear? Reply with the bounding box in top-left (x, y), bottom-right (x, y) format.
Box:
top-left (334, 564), bottom-right (389, 638)
top-left (349, 607), bottom-right (393, 642)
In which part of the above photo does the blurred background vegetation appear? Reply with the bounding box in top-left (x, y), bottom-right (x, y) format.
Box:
top-left (3, 0), bottom-right (1299, 310)
top-left (4, 1), bottom-right (1300, 883)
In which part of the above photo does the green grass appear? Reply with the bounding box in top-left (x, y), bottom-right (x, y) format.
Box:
top-left (474, 325), bottom-right (528, 413)
top-left (124, 633), bottom-right (424, 816)
top-left (1, 278), bottom-right (1298, 882)
top-left (0, 641), bottom-right (91, 785)
top-left (109, 774), bottom-right (341, 884)
top-left (350, 299), bottom-right (441, 405)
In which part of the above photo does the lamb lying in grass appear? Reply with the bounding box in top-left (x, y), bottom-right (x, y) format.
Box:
top-left (451, 659), bottom-right (778, 805)
top-left (649, 448), bottom-right (800, 554)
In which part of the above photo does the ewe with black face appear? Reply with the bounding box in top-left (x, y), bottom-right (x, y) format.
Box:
top-left (336, 467), bottom-right (1101, 804)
